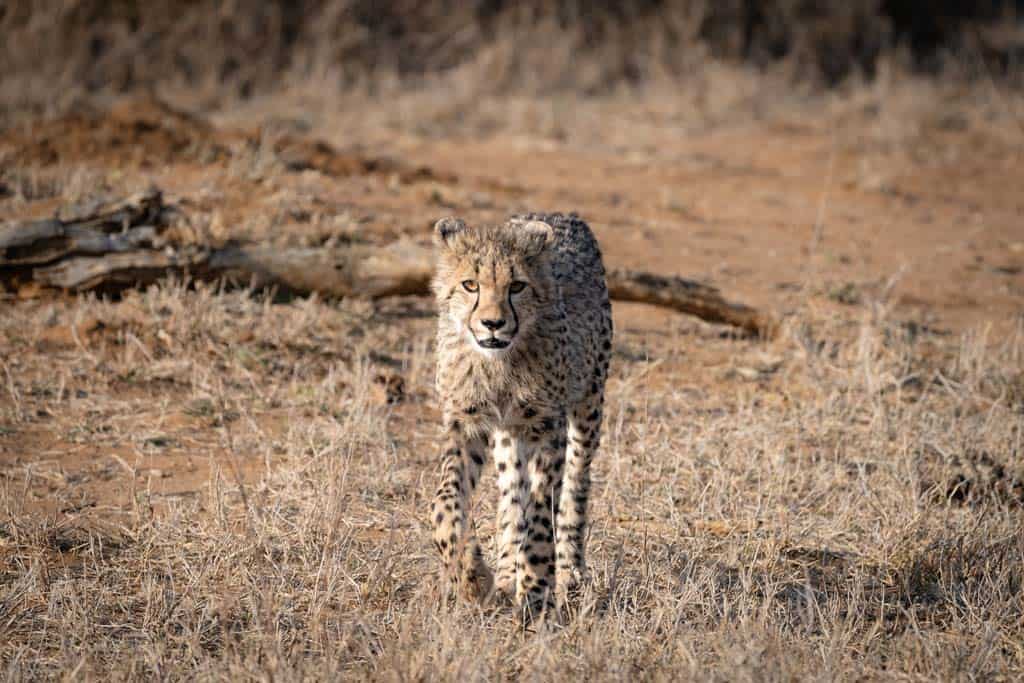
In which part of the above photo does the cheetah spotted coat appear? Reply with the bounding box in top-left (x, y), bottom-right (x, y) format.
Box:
top-left (430, 212), bottom-right (613, 612)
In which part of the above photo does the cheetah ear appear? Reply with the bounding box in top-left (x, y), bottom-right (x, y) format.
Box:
top-left (433, 217), bottom-right (467, 250)
top-left (518, 220), bottom-right (554, 259)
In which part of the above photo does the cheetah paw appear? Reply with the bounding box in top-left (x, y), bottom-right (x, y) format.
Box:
top-left (555, 567), bottom-right (587, 608)
top-left (458, 560), bottom-right (495, 603)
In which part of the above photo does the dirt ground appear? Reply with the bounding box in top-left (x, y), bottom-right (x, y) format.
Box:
top-left (3, 87), bottom-right (1021, 505)
top-left (1, 82), bottom-right (1023, 679)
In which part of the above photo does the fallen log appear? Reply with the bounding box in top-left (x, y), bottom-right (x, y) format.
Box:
top-left (607, 269), bottom-right (774, 338)
top-left (0, 189), bottom-right (167, 265)
top-left (2, 192), bottom-right (776, 337)
top-left (206, 242), bottom-right (435, 299)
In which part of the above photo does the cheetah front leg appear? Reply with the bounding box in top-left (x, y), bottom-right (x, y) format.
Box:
top-left (494, 417), bottom-right (566, 614)
top-left (431, 426), bottom-right (492, 601)
top-left (521, 417), bottom-right (566, 612)
top-left (493, 429), bottom-right (528, 599)
top-left (556, 400), bottom-right (603, 605)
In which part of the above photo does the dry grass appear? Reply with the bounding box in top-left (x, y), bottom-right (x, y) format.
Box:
top-left (4, 0), bottom-right (1021, 126)
top-left (1, 8), bottom-right (1022, 674)
top-left (1, 276), bottom-right (1021, 679)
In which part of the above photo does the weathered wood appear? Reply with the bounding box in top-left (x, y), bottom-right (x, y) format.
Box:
top-left (29, 243), bottom-right (774, 336)
top-left (607, 269), bottom-right (776, 337)
top-left (0, 189), bottom-right (166, 265)
top-left (33, 248), bottom-right (206, 291)
top-left (30, 241), bottom-right (434, 298)
top-left (206, 242), bottom-right (434, 298)
top-left (4, 189), bottom-right (776, 336)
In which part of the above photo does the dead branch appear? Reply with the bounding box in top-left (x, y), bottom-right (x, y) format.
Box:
top-left (606, 269), bottom-right (775, 338)
top-left (2, 191), bottom-right (776, 337)
top-left (206, 242), bottom-right (434, 299)
top-left (0, 189), bottom-right (167, 265)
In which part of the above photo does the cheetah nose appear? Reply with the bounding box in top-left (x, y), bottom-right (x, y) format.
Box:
top-left (480, 318), bottom-right (506, 331)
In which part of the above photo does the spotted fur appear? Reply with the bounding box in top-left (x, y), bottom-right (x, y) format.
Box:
top-left (429, 212), bottom-right (613, 613)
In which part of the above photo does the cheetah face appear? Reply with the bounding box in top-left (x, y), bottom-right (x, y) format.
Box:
top-left (432, 217), bottom-right (554, 359)
top-left (459, 270), bottom-right (526, 356)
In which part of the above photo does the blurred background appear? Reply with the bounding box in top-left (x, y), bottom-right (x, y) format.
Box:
top-left (2, 5), bottom-right (1024, 680)
top-left (3, 1), bottom-right (1023, 117)
top-left (2, 0), bottom-right (1022, 316)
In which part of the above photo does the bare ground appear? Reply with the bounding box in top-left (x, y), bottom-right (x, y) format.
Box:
top-left (1, 78), bottom-right (1023, 679)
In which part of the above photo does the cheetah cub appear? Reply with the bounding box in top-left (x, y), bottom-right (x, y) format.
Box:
top-left (430, 212), bottom-right (613, 611)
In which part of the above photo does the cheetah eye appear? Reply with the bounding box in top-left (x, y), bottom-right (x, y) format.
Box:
top-left (509, 281), bottom-right (527, 294)
top-left (461, 280), bottom-right (478, 293)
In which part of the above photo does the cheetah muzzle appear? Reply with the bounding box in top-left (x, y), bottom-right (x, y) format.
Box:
top-left (429, 212), bottom-right (613, 617)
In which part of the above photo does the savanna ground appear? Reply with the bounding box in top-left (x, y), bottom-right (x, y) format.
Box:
top-left (3, 16), bottom-right (1024, 678)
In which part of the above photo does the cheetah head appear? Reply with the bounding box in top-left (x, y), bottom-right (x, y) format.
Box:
top-left (432, 217), bottom-right (555, 359)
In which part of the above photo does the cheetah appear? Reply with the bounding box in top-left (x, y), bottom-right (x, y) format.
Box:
top-left (429, 212), bottom-right (613, 612)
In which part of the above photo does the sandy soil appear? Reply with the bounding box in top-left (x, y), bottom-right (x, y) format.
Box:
top-left (0, 89), bottom-right (1022, 678)
top-left (2, 91), bottom-right (1022, 516)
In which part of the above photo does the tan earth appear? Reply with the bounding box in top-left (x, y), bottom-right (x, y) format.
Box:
top-left (1, 86), bottom-right (1022, 677)
top-left (3, 91), bottom-right (1020, 510)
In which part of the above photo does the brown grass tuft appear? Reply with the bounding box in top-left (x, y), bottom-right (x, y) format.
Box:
top-left (1, 278), bottom-right (1022, 678)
